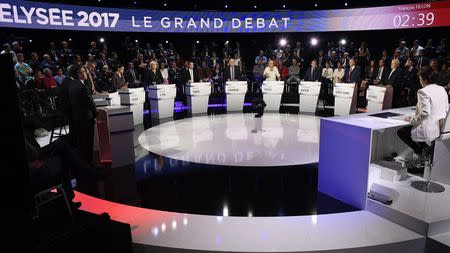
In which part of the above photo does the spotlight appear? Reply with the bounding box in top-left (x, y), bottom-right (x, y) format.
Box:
top-left (68, 38), bottom-right (72, 41)
top-left (279, 38), bottom-right (287, 47)
top-left (29, 39), bottom-right (32, 43)
top-left (135, 39), bottom-right (138, 43)
top-left (225, 40), bottom-right (229, 45)
top-left (283, 4), bottom-right (286, 8)
top-left (196, 40), bottom-right (200, 44)
top-left (223, 205), bottom-right (229, 217)
top-left (97, 0), bottom-right (101, 2)
top-left (340, 39), bottom-right (346, 45)
top-left (99, 37), bottom-right (105, 43)
top-left (345, 2), bottom-right (348, 6)
top-left (165, 40), bottom-right (169, 43)
top-left (310, 38), bottom-right (318, 46)
top-left (225, 5), bottom-right (228, 9)
top-left (171, 220), bottom-right (177, 230)
top-left (314, 3), bottom-right (318, 7)
top-left (163, 3), bottom-right (167, 7)
top-left (254, 5), bottom-right (257, 9)
top-left (133, 1), bottom-right (137, 4)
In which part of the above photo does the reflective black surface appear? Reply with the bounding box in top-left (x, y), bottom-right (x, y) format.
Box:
top-left (99, 90), bottom-right (354, 216)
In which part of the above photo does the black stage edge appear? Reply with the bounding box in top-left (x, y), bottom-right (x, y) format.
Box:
top-left (33, 208), bottom-right (132, 252)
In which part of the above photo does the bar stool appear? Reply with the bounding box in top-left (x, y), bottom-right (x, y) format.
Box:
top-left (410, 142), bottom-right (445, 193)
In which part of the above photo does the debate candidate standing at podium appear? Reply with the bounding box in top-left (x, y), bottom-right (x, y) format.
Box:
top-left (183, 61), bottom-right (200, 83)
top-left (303, 59), bottom-right (322, 82)
top-left (224, 58), bottom-right (243, 81)
top-left (397, 67), bottom-right (449, 167)
top-left (343, 59), bottom-right (361, 84)
top-left (144, 61), bottom-right (164, 85)
top-left (263, 60), bottom-right (280, 81)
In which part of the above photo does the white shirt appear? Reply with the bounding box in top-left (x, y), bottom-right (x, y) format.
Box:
top-left (333, 68), bottom-right (345, 84)
top-left (322, 68), bottom-right (333, 80)
top-left (411, 84), bottom-right (449, 142)
top-left (376, 66), bottom-right (384, 80)
top-left (189, 68), bottom-right (194, 82)
top-left (263, 66), bottom-right (280, 81)
top-left (161, 68), bottom-right (169, 84)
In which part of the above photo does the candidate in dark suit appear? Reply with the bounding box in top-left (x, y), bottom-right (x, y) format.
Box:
top-left (385, 59), bottom-right (404, 108)
top-left (61, 65), bottom-right (96, 165)
top-left (124, 62), bottom-right (141, 87)
top-left (373, 59), bottom-right (390, 85)
top-left (224, 58), bottom-right (243, 81)
top-left (303, 60), bottom-right (322, 82)
top-left (343, 59), bottom-right (361, 84)
top-left (143, 61), bottom-right (164, 85)
top-left (182, 61), bottom-right (200, 84)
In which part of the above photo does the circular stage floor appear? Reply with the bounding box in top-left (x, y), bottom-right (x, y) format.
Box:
top-left (138, 113), bottom-right (320, 167)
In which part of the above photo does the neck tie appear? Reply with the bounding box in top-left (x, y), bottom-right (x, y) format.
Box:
top-left (311, 67), bottom-right (314, 79)
top-left (418, 58), bottom-right (422, 68)
top-left (377, 68), bottom-right (382, 80)
top-left (131, 70), bottom-right (136, 81)
top-left (231, 67), bottom-right (234, 80)
top-left (89, 72), bottom-right (95, 92)
top-left (348, 68), bottom-right (352, 82)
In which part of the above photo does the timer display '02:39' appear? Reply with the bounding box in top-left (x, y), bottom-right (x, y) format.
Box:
top-left (393, 13), bottom-right (434, 28)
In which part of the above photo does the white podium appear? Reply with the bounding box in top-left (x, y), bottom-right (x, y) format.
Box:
top-left (366, 85), bottom-right (393, 113)
top-left (333, 82), bottom-right (357, 116)
top-left (93, 91), bottom-right (120, 107)
top-left (299, 81), bottom-right (321, 113)
top-left (147, 84), bottom-right (176, 119)
top-left (225, 81), bottom-right (248, 112)
top-left (118, 88), bottom-right (146, 125)
top-left (185, 82), bottom-right (211, 114)
top-left (262, 81), bottom-right (285, 111)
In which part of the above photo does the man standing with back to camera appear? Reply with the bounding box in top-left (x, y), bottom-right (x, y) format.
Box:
top-left (61, 64), bottom-right (97, 165)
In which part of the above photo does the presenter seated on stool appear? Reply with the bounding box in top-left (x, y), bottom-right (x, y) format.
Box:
top-left (396, 67), bottom-right (449, 172)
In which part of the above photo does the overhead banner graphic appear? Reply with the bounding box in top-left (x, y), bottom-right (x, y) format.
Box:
top-left (0, 0), bottom-right (449, 33)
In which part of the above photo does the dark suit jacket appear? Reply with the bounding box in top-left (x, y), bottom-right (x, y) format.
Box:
top-left (304, 67), bottom-right (322, 82)
top-left (61, 78), bottom-right (96, 122)
top-left (224, 65), bottom-right (243, 81)
top-left (124, 68), bottom-right (140, 83)
top-left (317, 56), bottom-right (329, 68)
top-left (182, 68), bottom-right (200, 83)
top-left (385, 68), bottom-right (403, 88)
top-left (344, 66), bottom-right (361, 84)
top-left (414, 56), bottom-right (428, 69)
top-left (144, 69), bottom-right (164, 85)
top-left (374, 66), bottom-right (390, 85)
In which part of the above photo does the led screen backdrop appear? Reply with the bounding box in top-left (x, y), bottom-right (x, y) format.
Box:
top-left (0, 0), bottom-right (449, 33)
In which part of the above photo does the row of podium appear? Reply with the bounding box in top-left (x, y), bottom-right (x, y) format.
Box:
top-left (93, 81), bottom-right (393, 123)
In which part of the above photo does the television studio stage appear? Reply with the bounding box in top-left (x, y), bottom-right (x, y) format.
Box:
top-left (5, 0), bottom-right (450, 252)
top-left (61, 79), bottom-right (450, 253)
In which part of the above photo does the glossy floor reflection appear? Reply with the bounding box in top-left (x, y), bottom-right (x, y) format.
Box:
top-left (139, 113), bottom-right (320, 166)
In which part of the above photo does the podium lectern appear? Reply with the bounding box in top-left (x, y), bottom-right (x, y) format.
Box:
top-left (185, 82), bottom-right (211, 114)
top-left (366, 85), bottom-right (393, 113)
top-left (225, 81), bottom-right (248, 112)
top-left (299, 81), bottom-right (321, 113)
top-left (333, 82), bottom-right (357, 116)
top-left (118, 88), bottom-right (146, 125)
top-left (262, 81), bottom-right (284, 111)
top-left (92, 91), bottom-right (120, 107)
top-left (147, 84), bottom-right (176, 119)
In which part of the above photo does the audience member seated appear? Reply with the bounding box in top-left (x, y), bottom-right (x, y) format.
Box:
top-left (254, 50), bottom-right (268, 65)
top-left (53, 67), bottom-right (66, 86)
top-left (343, 59), bottom-right (361, 84)
top-left (385, 59), bottom-right (404, 108)
top-left (40, 54), bottom-right (56, 73)
top-left (15, 53), bottom-right (33, 83)
top-left (96, 65), bottom-right (115, 92)
top-left (373, 59), bottom-right (389, 85)
top-left (42, 68), bottom-right (57, 90)
top-left (403, 58), bottom-right (420, 106)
